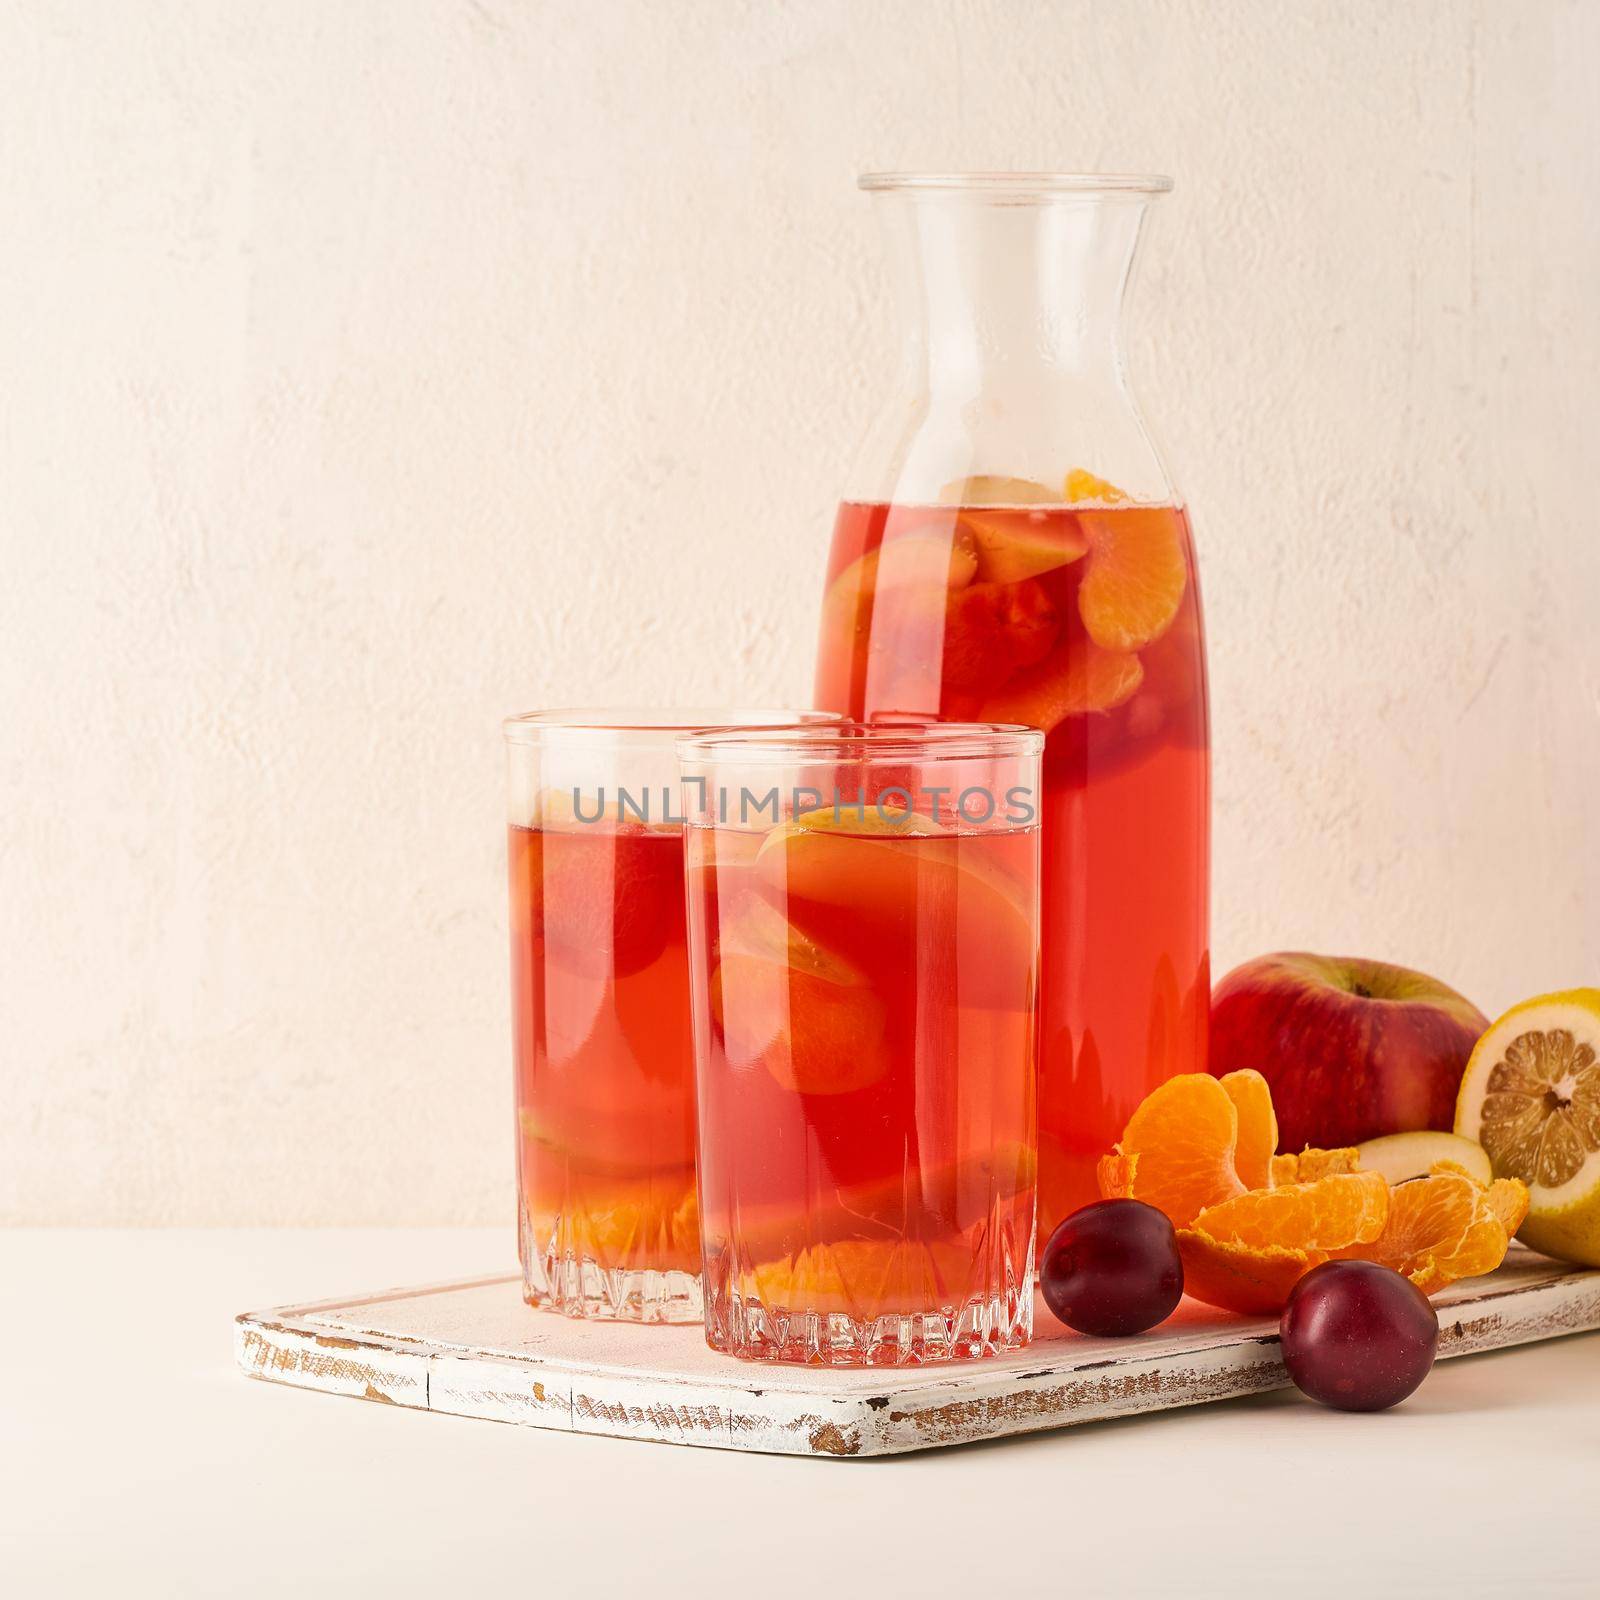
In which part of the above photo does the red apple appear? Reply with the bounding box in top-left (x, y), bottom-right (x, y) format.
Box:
top-left (1210, 953), bottom-right (1489, 1154)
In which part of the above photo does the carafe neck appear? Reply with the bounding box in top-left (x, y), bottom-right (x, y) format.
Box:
top-left (850, 175), bottom-right (1177, 506)
top-left (880, 189), bottom-right (1151, 396)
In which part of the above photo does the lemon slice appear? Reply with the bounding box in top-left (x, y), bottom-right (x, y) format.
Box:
top-left (1455, 987), bottom-right (1600, 1267)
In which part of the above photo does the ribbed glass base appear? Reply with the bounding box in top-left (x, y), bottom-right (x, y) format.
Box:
top-left (520, 1206), bottom-right (703, 1324)
top-left (703, 1250), bottom-right (1033, 1366)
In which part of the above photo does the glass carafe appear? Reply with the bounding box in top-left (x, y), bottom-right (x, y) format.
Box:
top-left (813, 173), bottom-right (1210, 1246)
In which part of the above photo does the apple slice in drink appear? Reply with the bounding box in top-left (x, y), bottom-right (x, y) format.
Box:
top-left (960, 508), bottom-right (1089, 585)
top-left (939, 473), bottom-right (1060, 506)
top-left (827, 514), bottom-right (980, 714)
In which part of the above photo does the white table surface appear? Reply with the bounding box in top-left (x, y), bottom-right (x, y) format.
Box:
top-left (3, 1230), bottom-right (1595, 1598)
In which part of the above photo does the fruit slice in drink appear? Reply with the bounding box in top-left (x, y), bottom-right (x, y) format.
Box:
top-left (728, 1141), bottom-right (1037, 1319)
top-left (754, 806), bottom-right (1034, 1011)
top-left (959, 509), bottom-right (1088, 585)
top-left (980, 638), bottom-right (1145, 729)
top-left (708, 893), bottom-right (890, 1096)
top-left (531, 820), bottom-right (684, 980)
top-left (1076, 505), bottom-right (1188, 651)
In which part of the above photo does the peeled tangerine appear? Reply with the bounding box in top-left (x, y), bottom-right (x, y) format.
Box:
top-left (1099, 1072), bottom-right (1529, 1314)
top-left (1455, 987), bottom-right (1600, 1267)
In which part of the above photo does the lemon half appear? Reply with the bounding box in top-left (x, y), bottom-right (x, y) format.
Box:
top-left (1455, 987), bottom-right (1600, 1267)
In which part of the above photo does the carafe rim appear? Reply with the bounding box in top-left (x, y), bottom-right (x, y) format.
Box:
top-left (858, 171), bottom-right (1173, 198)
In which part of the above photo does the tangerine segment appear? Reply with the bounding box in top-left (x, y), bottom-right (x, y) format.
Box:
top-left (1189, 1172), bottom-right (1390, 1254)
top-left (980, 640), bottom-right (1144, 731)
top-left (1219, 1070), bottom-right (1278, 1191)
top-left (1176, 1171), bottom-right (1390, 1314)
top-left (1483, 1175), bottom-right (1532, 1236)
top-left (1064, 468), bottom-right (1130, 505)
top-left (1097, 1072), bottom-right (1247, 1228)
top-left (1175, 1233), bottom-right (1317, 1317)
top-left (958, 508), bottom-right (1089, 584)
top-left (1077, 506), bottom-right (1188, 652)
top-left (1269, 1147), bottom-right (1361, 1186)
top-left (1341, 1166), bottom-right (1528, 1295)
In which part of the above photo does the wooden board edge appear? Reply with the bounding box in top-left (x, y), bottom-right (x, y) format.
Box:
top-left (233, 1309), bottom-right (882, 1456)
top-left (234, 1265), bottom-right (1600, 1458)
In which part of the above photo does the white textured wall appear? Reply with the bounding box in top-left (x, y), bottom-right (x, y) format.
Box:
top-left (3, 1), bottom-right (1597, 1224)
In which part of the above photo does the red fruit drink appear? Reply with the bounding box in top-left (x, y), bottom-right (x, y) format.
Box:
top-left (814, 491), bottom-right (1210, 1242)
top-left (508, 816), bottom-right (700, 1318)
top-left (680, 722), bottom-right (1042, 1365)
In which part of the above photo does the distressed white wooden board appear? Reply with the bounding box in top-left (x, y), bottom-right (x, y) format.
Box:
top-left (236, 1247), bottom-right (1600, 1457)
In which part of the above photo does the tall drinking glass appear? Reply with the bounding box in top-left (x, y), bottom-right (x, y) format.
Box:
top-left (505, 709), bottom-right (834, 1322)
top-left (678, 720), bottom-right (1043, 1364)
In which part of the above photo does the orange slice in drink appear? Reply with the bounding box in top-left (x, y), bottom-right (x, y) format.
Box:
top-left (755, 803), bottom-right (948, 919)
top-left (939, 473), bottom-right (1090, 583)
top-left (747, 1235), bottom-right (989, 1320)
top-left (712, 952), bottom-right (888, 1096)
top-left (1076, 505), bottom-right (1188, 652)
top-left (710, 895), bottom-right (887, 1096)
top-left (853, 518), bottom-right (984, 714)
top-left (734, 1140), bottom-right (1036, 1318)
top-left (980, 639), bottom-right (1144, 731)
top-left (820, 517), bottom-right (977, 698)
top-left (756, 806), bottom-right (1033, 1012)
top-left (824, 517), bottom-right (979, 619)
top-left (877, 515), bottom-right (981, 591)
